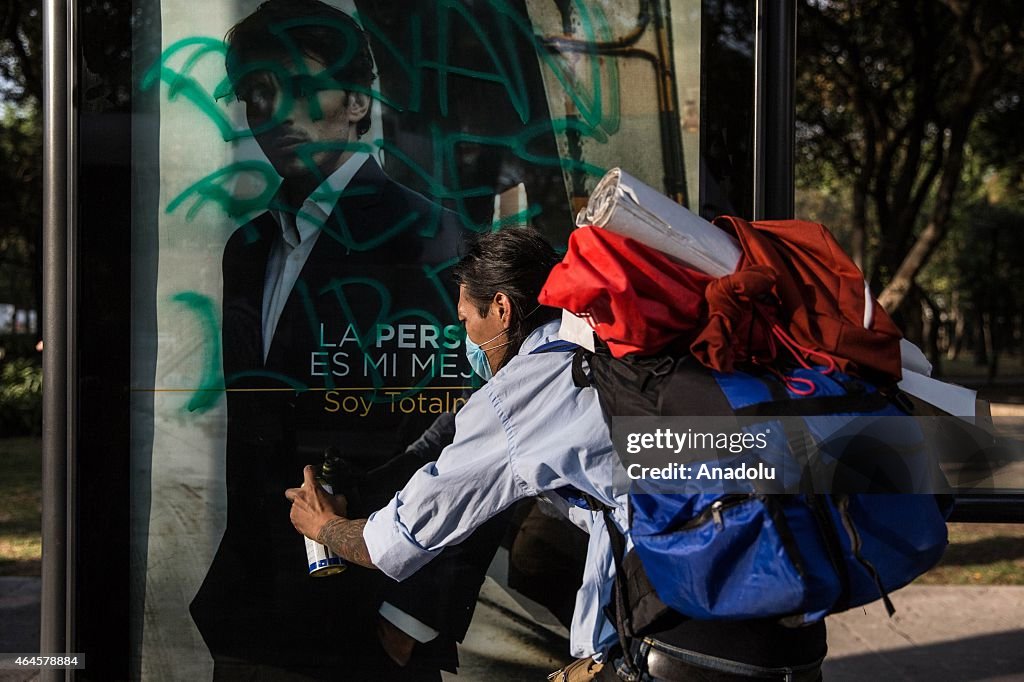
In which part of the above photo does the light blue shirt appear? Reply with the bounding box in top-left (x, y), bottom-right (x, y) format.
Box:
top-left (363, 319), bottom-right (629, 658)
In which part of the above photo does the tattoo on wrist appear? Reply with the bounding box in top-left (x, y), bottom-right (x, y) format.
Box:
top-left (318, 517), bottom-right (374, 569)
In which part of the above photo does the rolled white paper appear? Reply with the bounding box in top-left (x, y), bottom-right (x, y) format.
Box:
top-left (575, 168), bottom-right (742, 277)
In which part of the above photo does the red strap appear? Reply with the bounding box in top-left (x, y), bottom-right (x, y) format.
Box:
top-left (770, 324), bottom-right (837, 375)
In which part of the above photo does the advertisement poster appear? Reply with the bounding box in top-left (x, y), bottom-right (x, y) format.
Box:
top-left (131, 0), bottom-right (702, 677)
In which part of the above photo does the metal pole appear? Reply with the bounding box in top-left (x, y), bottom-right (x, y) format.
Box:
top-left (949, 496), bottom-right (1024, 524)
top-left (42, 0), bottom-right (72, 676)
top-left (753, 0), bottom-right (797, 220)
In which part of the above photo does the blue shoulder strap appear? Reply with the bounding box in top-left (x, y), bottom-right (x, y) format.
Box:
top-left (530, 340), bottom-right (579, 354)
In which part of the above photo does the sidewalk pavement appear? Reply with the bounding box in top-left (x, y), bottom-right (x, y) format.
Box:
top-left (0, 577), bottom-right (40, 682)
top-left (822, 584), bottom-right (1024, 680)
top-left (3, 577), bottom-right (1022, 680)
top-left (446, 579), bottom-right (1024, 681)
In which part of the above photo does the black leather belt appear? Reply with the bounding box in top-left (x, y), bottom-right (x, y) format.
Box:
top-left (628, 638), bottom-right (823, 682)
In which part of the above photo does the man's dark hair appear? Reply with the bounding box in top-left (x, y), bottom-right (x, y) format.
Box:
top-left (453, 229), bottom-right (562, 372)
top-left (225, 0), bottom-right (376, 135)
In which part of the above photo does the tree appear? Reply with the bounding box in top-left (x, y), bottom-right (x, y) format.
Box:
top-left (0, 0), bottom-right (41, 334)
top-left (0, 104), bottom-right (41, 309)
top-left (796, 0), bottom-right (1024, 315)
top-left (0, 0), bottom-right (42, 104)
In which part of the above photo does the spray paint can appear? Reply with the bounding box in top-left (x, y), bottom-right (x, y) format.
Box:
top-left (305, 449), bottom-right (347, 577)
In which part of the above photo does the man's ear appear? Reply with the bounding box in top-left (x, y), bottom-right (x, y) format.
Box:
top-left (346, 91), bottom-right (371, 123)
top-left (493, 292), bottom-right (512, 328)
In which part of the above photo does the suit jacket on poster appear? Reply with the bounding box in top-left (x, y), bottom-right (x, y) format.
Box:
top-left (190, 157), bottom-right (503, 673)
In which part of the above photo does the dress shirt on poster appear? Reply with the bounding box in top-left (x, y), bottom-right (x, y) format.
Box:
top-left (261, 152), bottom-right (370, 359)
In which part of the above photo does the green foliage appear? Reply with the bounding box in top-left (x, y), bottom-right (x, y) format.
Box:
top-left (0, 437), bottom-right (42, 576)
top-left (796, 0), bottom-right (1024, 301)
top-left (916, 195), bottom-right (1024, 369)
top-left (0, 358), bottom-right (42, 436)
top-left (1, 0), bottom-right (43, 317)
top-left (0, 0), bottom-right (43, 104)
top-left (953, 201), bottom-right (1024, 307)
top-left (0, 92), bottom-right (42, 313)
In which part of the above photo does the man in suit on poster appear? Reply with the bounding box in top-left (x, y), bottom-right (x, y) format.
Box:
top-left (189, 1), bottom-right (506, 678)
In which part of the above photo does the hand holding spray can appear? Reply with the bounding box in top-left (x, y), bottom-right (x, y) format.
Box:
top-left (304, 448), bottom-right (347, 577)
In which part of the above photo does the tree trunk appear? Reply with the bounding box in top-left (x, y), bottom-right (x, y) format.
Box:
top-left (878, 10), bottom-right (995, 314)
top-left (983, 311), bottom-right (998, 383)
top-left (878, 119), bottom-right (972, 314)
top-left (947, 289), bottom-right (965, 361)
top-left (851, 176), bottom-right (868, 272)
top-left (919, 287), bottom-right (943, 377)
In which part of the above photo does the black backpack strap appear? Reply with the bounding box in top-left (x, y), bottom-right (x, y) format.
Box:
top-left (581, 494), bottom-right (641, 680)
top-left (834, 494), bottom-right (896, 616)
top-left (572, 347), bottom-right (592, 389)
top-left (804, 492), bottom-right (852, 613)
top-left (655, 355), bottom-right (733, 416)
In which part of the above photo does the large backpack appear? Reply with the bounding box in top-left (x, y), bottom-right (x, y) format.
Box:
top-left (562, 345), bottom-right (952, 639)
top-left (538, 212), bottom-right (951, 644)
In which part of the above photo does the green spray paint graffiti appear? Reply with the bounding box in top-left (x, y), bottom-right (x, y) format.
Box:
top-left (141, 1), bottom-right (621, 136)
top-left (169, 291), bottom-right (223, 413)
top-left (163, 126), bottom-right (602, 236)
top-left (165, 160), bottom-right (280, 220)
top-left (143, 1), bottom-right (644, 409)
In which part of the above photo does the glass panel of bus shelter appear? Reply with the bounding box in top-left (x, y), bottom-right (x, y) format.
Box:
top-left (123, 0), bottom-right (754, 675)
top-left (790, 4), bottom-right (1024, 509)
